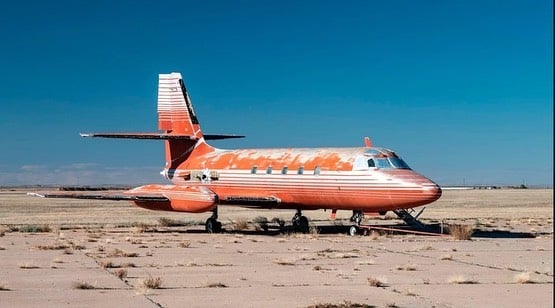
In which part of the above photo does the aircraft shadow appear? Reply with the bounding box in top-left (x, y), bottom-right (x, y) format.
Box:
top-left (147, 223), bottom-right (538, 239)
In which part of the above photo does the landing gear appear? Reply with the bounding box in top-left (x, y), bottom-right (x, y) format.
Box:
top-left (205, 208), bottom-right (222, 233)
top-left (348, 210), bottom-right (364, 236)
top-left (349, 225), bottom-right (359, 236)
top-left (292, 209), bottom-right (309, 233)
top-left (350, 210), bottom-right (364, 225)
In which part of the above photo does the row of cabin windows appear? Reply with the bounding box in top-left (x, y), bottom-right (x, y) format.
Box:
top-left (251, 166), bottom-right (321, 175)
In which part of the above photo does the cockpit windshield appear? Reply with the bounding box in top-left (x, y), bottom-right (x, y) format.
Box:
top-left (388, 157), bottom-right (411, 169)
top-left (359, 148), bottom-right (412, 171)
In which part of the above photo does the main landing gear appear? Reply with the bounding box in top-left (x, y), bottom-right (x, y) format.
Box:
top-left (292, 209), bottom-right (310, 233)
top-left (205, 207), bottom-right (222, 233)
top-left (348, 210), bottom-right (364, 236)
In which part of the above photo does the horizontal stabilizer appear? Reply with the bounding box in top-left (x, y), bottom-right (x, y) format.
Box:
top-left (80, 133), bottom-right (244, 140)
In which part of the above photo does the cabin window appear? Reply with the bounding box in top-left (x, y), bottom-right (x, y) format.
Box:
top-left (266, 166), bottom-right (273, 174)
top-left (297, 167), bottom-right (304, 175)
top-left (281, 167), bottom-right (288, 174)
top-left (251, 166), bottom-right (257, 174)
top-left (367, 159), bottom-right (375, 168)
top-left (314, 166), bottom-right (321, 175)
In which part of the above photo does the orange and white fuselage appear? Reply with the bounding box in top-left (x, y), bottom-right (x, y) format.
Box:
top-left (111, 72), bottom-right (441, 216)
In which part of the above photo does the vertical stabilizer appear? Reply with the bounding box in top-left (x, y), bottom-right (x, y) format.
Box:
top-left (157, 73), bottom-right (213, 177)
top-left (158, 72), bottom-right (203, 138)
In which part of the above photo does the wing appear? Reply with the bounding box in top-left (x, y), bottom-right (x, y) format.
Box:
top-left (28, 191), bottom-right (168, 202)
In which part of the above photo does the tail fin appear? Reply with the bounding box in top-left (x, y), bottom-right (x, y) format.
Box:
top-left (157, 73), bottom-right (214, 175)
top-left (81, 72), bottom-right (244, 180)
top-left (158, 72), bottom-right (203, 138)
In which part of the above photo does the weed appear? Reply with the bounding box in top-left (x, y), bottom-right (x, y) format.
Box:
top-left (306, 300), bottom-right (374, 308)
top-left (448, 275), bottom-right (477, 284)
top-left (107, 248), bottom-right (139, 257)
top-left (178, 240), bottom-right (191, 248)
top-left (101, 261), bottom-right (119, 269)
top-left (37, 243), bottom-right (70, 250)
top-left (396, 264), bottom-right (417, 271)
top-left (141, 275), bottom-right (162, 289)
top-left (18, 262), bottom-right (40, 269)
top-left (448, 224), bottom-right (474, 240)
top-left (157, 217), bottom-right (183, 227)
top-left (273, 258), bottom-right (296, 266)
top-left (233, 218), bottom-right (249, 230)
top-left (0, 282), bottom-right (10, 291)
top-left (367, 276), bottom-right (386, 287)
top-left (114, 269), bottom-right (128, 279)
top-left (514, 272), bottom-right (535, 284)
top-left (18, 225), bottom-right (51, 233)
top-left (205, 282), bottom-right (228, 288)
top-left (253, 216), bottom-right (269, 231)
top-left (73, 281), bottom-right (95, 289)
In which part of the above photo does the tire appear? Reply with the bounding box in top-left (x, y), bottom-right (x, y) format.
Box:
top-left (205, 218), bottom-right (221, 233)
top-left (349, 225), bottom-right (359, 236)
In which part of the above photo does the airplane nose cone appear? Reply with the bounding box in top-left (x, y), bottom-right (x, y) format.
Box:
top-left (421, 180), bottom-right (442, 203)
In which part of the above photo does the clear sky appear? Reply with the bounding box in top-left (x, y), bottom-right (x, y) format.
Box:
top-left (0, 0), bottom-right (552, 187)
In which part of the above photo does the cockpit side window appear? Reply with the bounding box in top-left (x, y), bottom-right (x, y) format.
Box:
top-left (367, 159), bottom-right (375, 168)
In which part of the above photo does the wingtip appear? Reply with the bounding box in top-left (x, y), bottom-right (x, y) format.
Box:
top-left (27, 192), bottom-right (45, 198)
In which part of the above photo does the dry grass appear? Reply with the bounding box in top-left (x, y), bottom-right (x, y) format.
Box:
top-left (306, 301), bottom-right (374, 308)
top-left (0, 282), bottom-right (10, 291)
top-left (204, 282), bottom-right (228, 288)
top-left (18, 262), bottom-right (40, 269)
top-left (157, 217), bottom-right (183, 227)
top-left (514, 272), bottom-right (535, 284)
top-left (73, 281), bottom-right (96, 289)
top-left (233, 217), bottom-right (249, 230)
top-left (36, 244), bottom-right (70, 250)
top-left (396, 264), bottom-right (417, 271)
top-left (273, 258), bottom-right (296, 266)
top-left (107, 248), bottom-right (139, 258)
top-left (367, 276), bottom-right (386, 287)
top-left (18, 224), bottom-right (51, 233)
top-left (0, 225), bottom-right (7, 237)
top-left (178, 240), bottom-right (191, 248)
top-left (448, 224), bottom-right (474, 240)
top-left (448, 275), bottom-right (478, 284)
top-left (114, 269), bottom-right (128, 279)
top-left (141, 276), bottom-right (162, 289)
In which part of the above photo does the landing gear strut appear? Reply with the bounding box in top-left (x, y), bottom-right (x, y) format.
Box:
top-left (292, 209), bottom-right (309, 233)
top-left (348, 210), bottom-right (364, 236)
top-left (205, 207), bottom-right (222, 233)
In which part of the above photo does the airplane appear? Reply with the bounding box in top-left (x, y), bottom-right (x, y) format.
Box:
top-left (33, 72), bottom-right (442, 235)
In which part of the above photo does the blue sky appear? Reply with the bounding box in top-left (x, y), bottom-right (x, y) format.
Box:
top-left (0, 0), bottom-right (552, 186)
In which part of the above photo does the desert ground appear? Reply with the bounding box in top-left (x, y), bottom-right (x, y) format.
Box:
top-left (0, 188), bottom-right (552, 308)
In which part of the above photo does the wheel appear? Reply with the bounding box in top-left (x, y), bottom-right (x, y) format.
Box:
top-left (349, 225), bottom-right (359, 236)
top-left (292, 215), bottom-right (309, 233)
top-left (205, 218), bottom-right (222, 233)
top-left (298, 216), bottom-right (309, 233)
